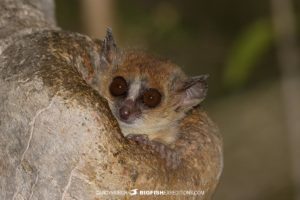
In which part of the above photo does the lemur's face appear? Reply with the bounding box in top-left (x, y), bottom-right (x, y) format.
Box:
top-left (99, 51), bottom-right (208, 136)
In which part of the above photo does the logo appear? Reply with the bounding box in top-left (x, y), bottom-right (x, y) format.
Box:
top-left (129, 189), bottom-right (138, 196)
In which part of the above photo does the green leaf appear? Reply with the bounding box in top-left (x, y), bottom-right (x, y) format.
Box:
top-left (223, 20), bottom-right (273, 90)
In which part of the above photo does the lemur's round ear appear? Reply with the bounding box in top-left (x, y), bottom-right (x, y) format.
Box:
top-left (176, 74), bottom-right (209, 111)
top-left (100, 28), bottom-right (118, 64)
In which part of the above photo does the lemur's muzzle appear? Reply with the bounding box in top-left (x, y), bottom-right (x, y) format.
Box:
top-left (118, 99), bottom-right (141, 122)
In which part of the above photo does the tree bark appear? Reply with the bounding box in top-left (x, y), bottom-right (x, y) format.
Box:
top-left (271, 0), bottom-right (300, 199)
top-left (80, 0), bottom-right (115, 38)
top-left (0, 0), bottom-right (223, 199)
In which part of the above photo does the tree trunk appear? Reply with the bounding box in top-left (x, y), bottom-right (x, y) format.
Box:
top-left (271, 0), bottom-right (300, 199)
top-left (80, 0), bottom-right (115, 38)
top-left (0, 0), bottom-right (223, 199)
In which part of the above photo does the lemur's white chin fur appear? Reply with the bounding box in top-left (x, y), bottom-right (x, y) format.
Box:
top-left (116, 115), bottom-right (181, 145)
top-left (107, 96), bottom-right (183, 145)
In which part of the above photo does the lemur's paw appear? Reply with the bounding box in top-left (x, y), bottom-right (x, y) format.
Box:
top-left (126, 134), bottom-right (150, 145)
top-left (126, 134), bottom-right (181, 169)
top-left (149, 141), bottom-right (181, 169)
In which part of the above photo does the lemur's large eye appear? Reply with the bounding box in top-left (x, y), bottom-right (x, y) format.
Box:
top-left (142, 88), bottom-right (162, 108)
top-left (109, 76), bottom-right (128, 97)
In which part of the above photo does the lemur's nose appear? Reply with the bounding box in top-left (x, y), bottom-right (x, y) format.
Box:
top-left (119, 106), bottom-right (130, 120)
top-left (119, 99), bottom-right (135, 121)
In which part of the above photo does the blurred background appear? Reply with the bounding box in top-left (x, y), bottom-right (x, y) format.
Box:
top-left (55, 0), bottom-right (300, 199)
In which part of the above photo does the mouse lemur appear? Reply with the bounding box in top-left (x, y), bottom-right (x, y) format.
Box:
top-left (91, 29), bottom-right (208, 167)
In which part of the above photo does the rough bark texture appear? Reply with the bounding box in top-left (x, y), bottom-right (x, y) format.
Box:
top-left (0, 0), bottom-right (223, 199)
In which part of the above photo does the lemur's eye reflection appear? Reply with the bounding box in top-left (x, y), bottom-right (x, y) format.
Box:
top-left (109, 76), bottom-right (128, 97)
top-left (142, 88), bottom-right (162, 108)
